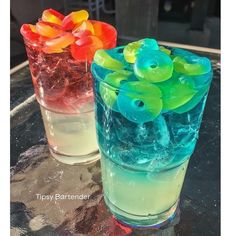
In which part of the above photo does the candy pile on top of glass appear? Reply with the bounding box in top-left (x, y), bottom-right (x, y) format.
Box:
top-left (20, 9), bottom-right (117, 165)
top-left (20, 8), bottom-right (116, 112)
top-left (92, 39), bottom-right (213, 226)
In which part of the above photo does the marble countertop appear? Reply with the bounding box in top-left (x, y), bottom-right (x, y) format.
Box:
top-left (10, 48), bottom-right (220, 236)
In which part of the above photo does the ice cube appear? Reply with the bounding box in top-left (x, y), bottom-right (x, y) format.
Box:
top-left (168, 112), bottom-right (200, 158)
top-left (113, 115), bottom-right (136, 143)
top-left (153, 115), bottom-right (170, 147)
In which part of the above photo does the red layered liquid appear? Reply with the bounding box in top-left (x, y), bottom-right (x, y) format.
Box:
top-left (25, 42), bottom-right (95, 113)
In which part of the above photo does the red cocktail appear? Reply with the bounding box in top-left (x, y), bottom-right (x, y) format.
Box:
top-left (21, 9), bottom-right (117, 164)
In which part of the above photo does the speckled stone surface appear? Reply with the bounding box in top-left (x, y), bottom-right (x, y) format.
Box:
top-left (10, 50), bottom-right (220, 236)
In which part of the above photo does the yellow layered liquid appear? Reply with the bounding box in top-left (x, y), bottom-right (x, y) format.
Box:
top-left (101, 154), bottom-right (189, 223)
top-left (40, 106), bottom-right (99, 164)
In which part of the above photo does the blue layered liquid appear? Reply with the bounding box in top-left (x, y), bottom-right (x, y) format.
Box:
top-left (95, 93), bottom-right (207, 171)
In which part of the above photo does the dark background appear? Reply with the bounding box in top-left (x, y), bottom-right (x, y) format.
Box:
top-left (10, 0), bottom-right (220, 68)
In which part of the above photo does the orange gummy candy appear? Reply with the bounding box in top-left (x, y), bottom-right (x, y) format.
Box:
top-left (29, 24), bottom-right (37, 33)
top-left (62, 10), bottom-right (89, 31)
top-left (42, 46), bottom-right (64, 54)
top-left (36, 21), bottom-right (63, 38)
top-left (42, 9), bottom-right (65, 26)
top-left (43, 33), bottom-right (75, 53)
top-left (93, 22), bottom-right (103, 36)
top-left (45, 32), bottom-right (75, 48)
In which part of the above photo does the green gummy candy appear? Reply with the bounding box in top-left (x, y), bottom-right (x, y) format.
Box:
top-left (134, 49), bottom-right (173, 83)
top-left (99, 70), bottom-right (132, 110)
top-left (173, 86), bottom-right (209, 114)
top-left (159, 46), bottom-right (171, 55)
top-left (117, 81), bottom-right (163, 123)
top-left (158, 75), bottom-right (197, 110)
top-left (94, 49), bottom-right (124, 71)
top-left (123, 40), bottom-right (142, 63)
top-left (173, 56), bottom-right (211, 76)
top-left (123, 38), bottom-right (159, 63)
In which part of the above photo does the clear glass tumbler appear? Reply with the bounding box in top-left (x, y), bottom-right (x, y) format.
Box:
top-left (91, 43), bottom-right (213, 227)
top-left (22, 21), bottom-right (117, 165)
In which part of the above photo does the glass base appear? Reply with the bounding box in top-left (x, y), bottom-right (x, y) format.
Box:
top-left (104, 195), bottom-right (179, 228)
top-left (49, 147), bottom-right (100, 165)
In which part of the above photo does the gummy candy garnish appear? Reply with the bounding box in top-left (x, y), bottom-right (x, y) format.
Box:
top-left (36, 21), bottom-right (63, 38)
top-left (72, 20), bottom-right (94, 37)
top-left (42, 9), bottom-right (64, 26)
top-left (71, 36), bottom-right (103, 61)
top-left (172, 48), bottom-right (195, 57)
top-left (117, 81), bottom-right (163, 123)
top-left (62, 10), bottom-right (89, 30)
top-left (173, 85), bottom-right (209, 114)
top-left (160, 46), bottom-right (171, 55)
top-left (94, 49), bottom-right (124, 70)
top-left (123, 40), bottom-right (141, 63)
top-left (92, 38), bottom-right (212, 121)
top-left (44, 32), bottom-right (74, 48)
top-left (43, 33), bottom-right (75, 53)
top-left (92, 21), bottom-right (115, 39)
top-left (42, 46), bottom-right (63, 54)
top-left (20, 8), bottom-right (117, 59)
top-left (92, 22), bottom-right (117, 49)
top-left (99, 71), bottom-right (132, 111)
top-left (123, 38), bottom-right (159, 63)
top-left (173, 55), bottom-right (211, 76)
top-left (75, 35), bottom-right (101, 47)
top-left (92, 22), bottom-right (103, 37)
top-left (20, 24), bottom-right (40, 42)
top-left (158, 75), bottom-right (197, 110)
top-left (134, 49), bottom-right (173, 83)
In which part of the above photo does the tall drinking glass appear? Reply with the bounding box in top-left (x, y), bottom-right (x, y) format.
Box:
top-left (20, 9), bottom-right (117, 165)
top-left (91, 39), bottom-right (213, 227)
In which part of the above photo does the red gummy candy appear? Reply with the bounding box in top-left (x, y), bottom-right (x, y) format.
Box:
top-left (20, 24), bottom-right (40, 42)
top-left (92, 21), bottom-right (117, 49)
top-left (71, 35), bottom-right (103, 62)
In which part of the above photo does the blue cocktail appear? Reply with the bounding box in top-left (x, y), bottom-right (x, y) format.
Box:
top-left (91, 39), bottom-right (213, 227)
